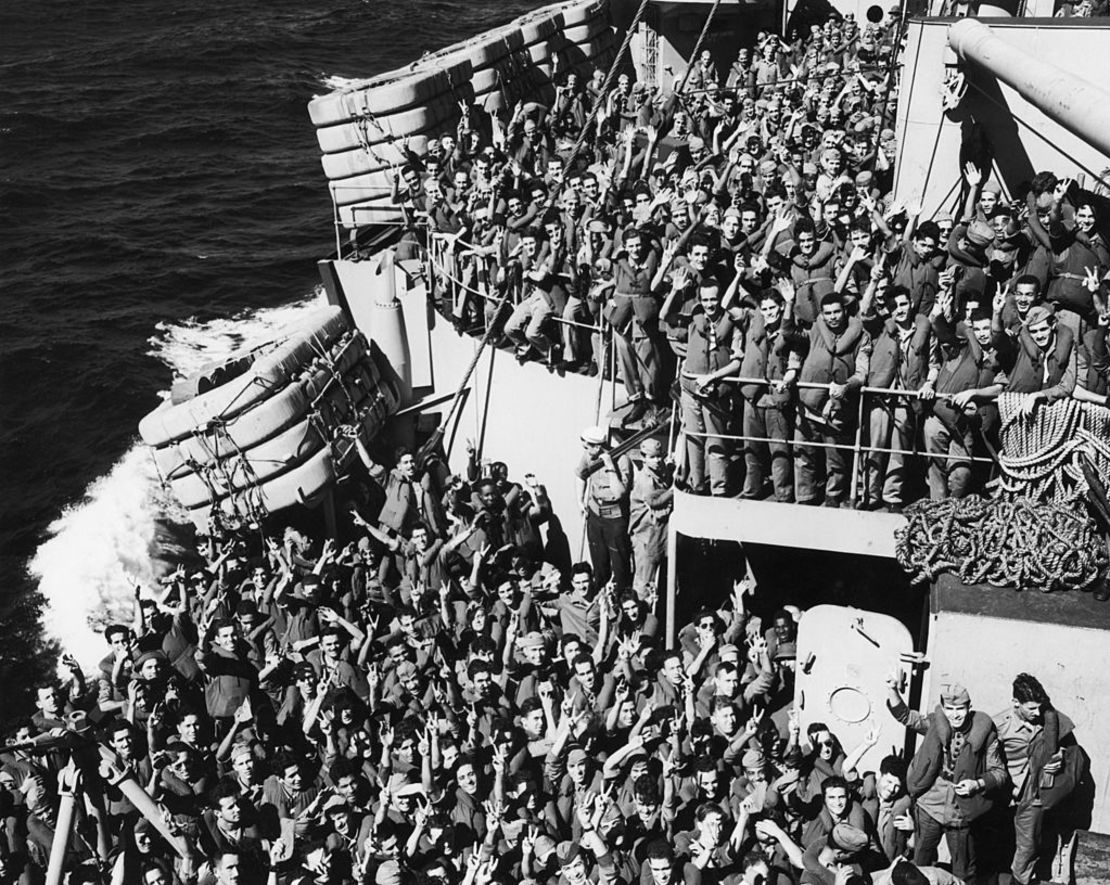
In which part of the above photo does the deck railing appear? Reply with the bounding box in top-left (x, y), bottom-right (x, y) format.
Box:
top-left (676, 371), bottom-right (997, 507)
top-left (418, 232), bottom-right (999, 509)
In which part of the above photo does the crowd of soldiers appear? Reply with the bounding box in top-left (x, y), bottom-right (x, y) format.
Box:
top-left (2, 440), bottom-right (1088, 885)
top-left (0, 9), bottom-right (1098, 885)
top-left (393, 11), bottom-right (1110, 510)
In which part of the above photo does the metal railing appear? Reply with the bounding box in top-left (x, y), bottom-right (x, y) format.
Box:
top-left (425, 232), bottom-right (610, 333)
top-left (676, 372), bottom-right (997, 508)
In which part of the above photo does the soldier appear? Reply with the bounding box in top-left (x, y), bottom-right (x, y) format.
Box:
top-left (628, 438), bottom-right (673, 597)
top-left (575, 426), bottom-right (634, 591)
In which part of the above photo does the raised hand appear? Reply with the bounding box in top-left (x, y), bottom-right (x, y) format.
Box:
top-left (744, 706), bottom-right (765, 735)
top-left (963, 161), bottom-right (982, 188)
top-left (491, 742), bottom-right (508, 774)
top-left (1054, 177), bottom-right (1074, 204)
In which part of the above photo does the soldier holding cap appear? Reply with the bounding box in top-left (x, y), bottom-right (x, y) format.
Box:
top-left (799, 821), bottom-right (881, 883)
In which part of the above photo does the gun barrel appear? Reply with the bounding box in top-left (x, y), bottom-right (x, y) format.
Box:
top-left (948, 19), bottom-right (1110, 159)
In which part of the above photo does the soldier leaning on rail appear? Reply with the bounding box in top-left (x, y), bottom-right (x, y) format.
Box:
top-left (792, 291), bottom-right (873, 508)
top-left (858, 281), bottom-right (938, 513)
top-left (738, 283), bottom-right (800, 503)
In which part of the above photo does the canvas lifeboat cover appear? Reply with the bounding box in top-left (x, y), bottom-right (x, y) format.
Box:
top-left (794, 605), bottom-right (914, 774)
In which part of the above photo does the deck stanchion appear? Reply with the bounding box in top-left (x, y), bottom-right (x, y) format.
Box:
top-left (665, 520), bottom-right (678, 649)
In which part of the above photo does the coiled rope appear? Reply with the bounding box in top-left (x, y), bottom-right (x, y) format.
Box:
top-left (896, 394), bottom-right (1110, 592)
top-left (895, 496), bottom-right (1107, 592)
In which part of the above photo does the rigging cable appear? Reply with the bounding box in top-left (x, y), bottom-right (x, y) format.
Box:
top-left (417, 0), bottom-right (656, 468)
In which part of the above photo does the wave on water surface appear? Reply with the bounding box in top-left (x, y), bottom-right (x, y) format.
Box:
top-left (319, 74), bottom-right (368, 93)
top-left (27, 292), bottom-right (327, 667)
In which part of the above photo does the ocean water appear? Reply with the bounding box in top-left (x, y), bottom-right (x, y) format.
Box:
top-left (0, 0), bottom-right (540, 722)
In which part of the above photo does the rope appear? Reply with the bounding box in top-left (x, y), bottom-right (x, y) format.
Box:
top-left (540, 0), bottom-right (653, 218)
top-left (676, 0), bottom-right (725, 96)
top-left (995, 393), bottom-right (1110, 504)
top-left (895, 497), bottom-right (1107, 592)
top-left (895, 395), bottom-right (1110, 592)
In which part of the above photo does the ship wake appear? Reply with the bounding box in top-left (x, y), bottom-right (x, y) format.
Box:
top-left (27, 291), bottom-right (326, 666)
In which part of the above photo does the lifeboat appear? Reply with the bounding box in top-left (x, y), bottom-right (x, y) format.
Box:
top-left (140, 306), bottom-right (400, 529)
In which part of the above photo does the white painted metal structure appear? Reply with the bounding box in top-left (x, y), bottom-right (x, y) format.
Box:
top-left (893, 16), bottom-right (1110, 219)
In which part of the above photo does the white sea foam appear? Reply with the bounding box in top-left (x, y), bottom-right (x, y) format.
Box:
top-left (318, 74), bottom-right (368, 94)
top-left (27, 290), bottom-right (327, 668)
top-left (147, 292), bottom-right (324, 379)
top-left (28, 445), bottom-right (171, 666)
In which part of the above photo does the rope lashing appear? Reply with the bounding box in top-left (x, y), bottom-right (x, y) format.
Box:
top-left (996, 393), bottom-right (1110, 504)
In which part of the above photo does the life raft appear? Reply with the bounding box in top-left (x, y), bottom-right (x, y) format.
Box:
top-left (188, 438), bottom-right (355, 529)
top-left (140, 306), bottom-right (401, 527)
top-left (139, 306), bottom-right (350, 447)
top-left (308, 0), bottom-right (615, 228)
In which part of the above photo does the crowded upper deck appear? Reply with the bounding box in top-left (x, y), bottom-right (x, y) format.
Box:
top-left (385, 10), bottom-right (1110, 512)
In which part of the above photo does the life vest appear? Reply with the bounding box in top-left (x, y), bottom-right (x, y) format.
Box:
top-left (684, 310), bottom-right (737, 375)
top-left (931, 320), bottom-right (996, 430)
top-left (378, 469), bottom-right (419, 533)
top-left (867, 315), bottom-right (931, 391)
top-left (787, 242), bottom-right (837, 327)
top-left (799, 316), bottom-right (866, 414)
top-left (1007, 324), bottom-right (1074, 394)
top-left (907, 707), bottom-right (999, 823)
top-left (892, 250), bottom-right (939, 316)
top-left (1048, 233), bottom-right (1103, 318)
top-left (738, 311), bottom-right (791, 406)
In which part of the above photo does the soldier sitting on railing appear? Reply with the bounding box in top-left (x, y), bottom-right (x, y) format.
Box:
top-left (922, 289), bottom-right (1003, 500)
top-left (550, 71), bottom-right (588, 137)
top-left (607, 226), bottom-right (664, 421)
top-left (504, 225), bottom-right (564, 368)
top-left (390, 165), bottom-right (428, 262)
